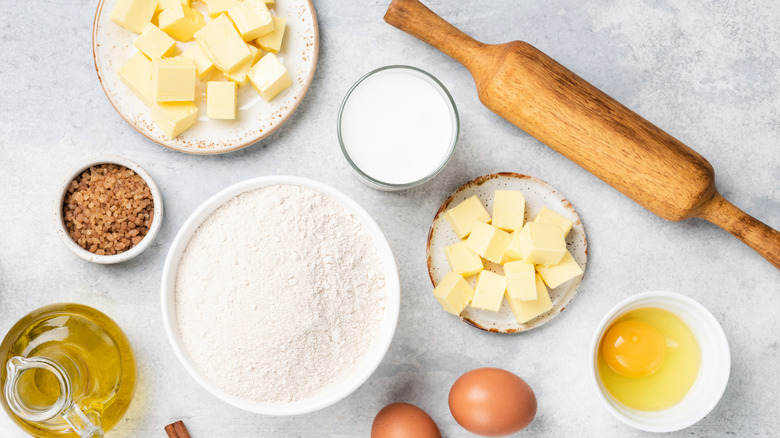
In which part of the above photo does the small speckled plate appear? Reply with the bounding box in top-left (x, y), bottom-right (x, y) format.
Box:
top-left (92, 0), bottom-right (319, 154)
top-left (427, 173), bottom-right (588, 333)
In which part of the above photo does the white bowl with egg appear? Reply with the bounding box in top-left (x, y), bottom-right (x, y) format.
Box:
top-left (161, 175), bottom-right (400, 415)
top-left (589, 291), bottom-right (731, 433)
top-left (338, 65), bottom-right (459, 190)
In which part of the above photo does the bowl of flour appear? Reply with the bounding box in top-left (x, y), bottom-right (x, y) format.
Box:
top-left (161, 176), bottom-right (400, 415)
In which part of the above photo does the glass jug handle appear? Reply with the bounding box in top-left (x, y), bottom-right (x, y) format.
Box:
top-left (4, 356), bottom-right (104, 438)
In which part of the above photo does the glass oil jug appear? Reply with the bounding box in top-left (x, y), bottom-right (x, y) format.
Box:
top-left (0, 304), bottom-right (136, 437)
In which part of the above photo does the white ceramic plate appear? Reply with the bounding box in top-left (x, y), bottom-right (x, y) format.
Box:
top-left (93, 0), bottom-right (319, 154)
top-left (426, 173), bottom-right (588, 333)
top-left (161, 176), bottom-right (400, 415)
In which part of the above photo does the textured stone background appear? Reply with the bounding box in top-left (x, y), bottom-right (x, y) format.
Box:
top-left (1, 0), bottom-right (779, 436)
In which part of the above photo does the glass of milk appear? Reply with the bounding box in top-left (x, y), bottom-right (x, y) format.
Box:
top-left (338, 66), bottom-right (459, 190)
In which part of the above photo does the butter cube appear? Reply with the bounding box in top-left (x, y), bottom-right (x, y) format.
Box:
top-left (536, 250), bottom-right (583, 289)
top-left (152, 57), bottom-right (196, 102)
top-left (442, 195), bottom-right (491, 239)
top-left (264, 0), bottom-right (275, 7)
top-left (224, 44), bottom-right (262, 86)
top-left (202, 0), bottom-right (240, 17)
top-left (110, 0), bottom-right (157, 33)
top-left (181, 43), bottom-right (215, 78)
top-left (195, 14), bottom-right (252, 72)
top-left (465, 222), bottom-right (512, 264)
top-left (506, 274), bottom-right (552, 323)
top-left (247, 53), bottom-right (292, 101)
top-left (534, 206), bottom-right (574, 236)
top-left (471, 271), bottom-right (507, 312)
top-left (150, 102), bottom-right (199, 138)
top-left (492, 190), bottom-right (525, 232)
top-left (156, 0), bottom-right (190, 12)
top-left (118, 52), bottom-right (154, 106)
top-left (255, 16), bottom-right (286, 53)
top-left (502, 231), bottom-right (523, 263)
top-left (433, 272), bottom-right (474, 316)
top-left (504, 261), bottom-right (537, 301)
top-left (518, 222), bottom-right (566, 265)
top-left (444, 242), bottom-right (483, 277)
top-left (228, 0), bottom-right (274, 42)
top-left (159, 3), bottom-right (205, 42)
top-left (207, 81), bottom-right (237, 119)
top-left (134, 24), bottom-right (176, 59)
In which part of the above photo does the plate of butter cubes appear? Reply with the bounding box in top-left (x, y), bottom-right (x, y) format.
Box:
top-left (426, 172), bottom-right (588, 333)
top-left (93, 0), bottom-right (319, 154)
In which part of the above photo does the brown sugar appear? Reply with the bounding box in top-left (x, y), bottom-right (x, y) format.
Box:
top-left (62, 163), bottom-right (154, 256)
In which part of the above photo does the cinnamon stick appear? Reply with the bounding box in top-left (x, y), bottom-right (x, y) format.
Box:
top-left (164, 420), bottom-right (191, 438)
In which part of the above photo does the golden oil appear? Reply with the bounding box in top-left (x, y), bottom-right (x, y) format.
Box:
top-left (1, 303), bottom-right (136, 437)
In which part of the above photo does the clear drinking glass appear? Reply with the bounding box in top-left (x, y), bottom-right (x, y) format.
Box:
top-left (337, 65), bottom-right (460, 191)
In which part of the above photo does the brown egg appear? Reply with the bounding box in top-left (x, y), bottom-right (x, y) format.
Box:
top-left (371, 402), bottom-right (442, 438)
top-left (448, 367), bottom-right (537, 437)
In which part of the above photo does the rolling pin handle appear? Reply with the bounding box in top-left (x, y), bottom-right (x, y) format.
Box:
top-left (384, 0), bottom-right (486, 69)
top-left (696, 192), bottom-right (780, 270)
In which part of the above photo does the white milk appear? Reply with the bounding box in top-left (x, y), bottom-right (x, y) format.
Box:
top-left (339, 68), bottom-right (458, 186)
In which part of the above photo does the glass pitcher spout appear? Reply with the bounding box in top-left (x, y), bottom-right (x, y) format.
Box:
top-left (4, 356), bottom-right (104, 438)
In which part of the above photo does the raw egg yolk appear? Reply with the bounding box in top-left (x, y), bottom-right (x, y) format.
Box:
top-left (601, 320), bottom-right (666, 378)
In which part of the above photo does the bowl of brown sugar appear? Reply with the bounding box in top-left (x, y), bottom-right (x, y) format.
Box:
top-left (55, 154), bottom-right (163, 264)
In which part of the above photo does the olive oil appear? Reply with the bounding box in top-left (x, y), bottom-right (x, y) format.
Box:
top-left (1, 304), bottom-right (136, 437)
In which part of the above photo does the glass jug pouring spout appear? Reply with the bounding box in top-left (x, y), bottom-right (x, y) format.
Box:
top-left (4, 356), bottom-right (104, 438)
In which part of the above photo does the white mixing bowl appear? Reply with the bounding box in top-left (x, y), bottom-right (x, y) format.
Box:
top-left (161, 175), bottom-right (400, 415)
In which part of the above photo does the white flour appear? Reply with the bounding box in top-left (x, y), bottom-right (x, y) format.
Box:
top-left (175, 184), bottom-right (387, 403)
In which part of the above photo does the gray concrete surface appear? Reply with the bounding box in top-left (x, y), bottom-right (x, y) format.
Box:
top-left (1, 0), bottom-right (779, 436)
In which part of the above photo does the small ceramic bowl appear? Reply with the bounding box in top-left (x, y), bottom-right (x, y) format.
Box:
top-left (55, 154), bottom-right (163, 264)
top-left (589, 291), bottom-right (731, 433)
top-left (160, 175), bottom-right (400, 415)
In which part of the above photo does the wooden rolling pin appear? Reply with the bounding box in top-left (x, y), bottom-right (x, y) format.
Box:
top-left (385, 0), bottom-right (780, 270)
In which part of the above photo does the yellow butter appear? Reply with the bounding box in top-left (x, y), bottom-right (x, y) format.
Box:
top-left (150, 102), bottom-right (199, 138)
top-left (181, 43), bottom-right (215, 78)
top-left (465, 222), bottom-right (512, 264)
top-left (202, 0), bottom-right (240, 17)
top-left (433, 272), bottom-right (474, 316)
top-left (444, 242), bottom-right (483, 277)
top-left (442, 195), bottom-right (491, 240)
top-left (158, 3), bottom-right (205, 42)
top-left (207, 81), bottom-right (237, 120)
top-left (504, 261), bottom-right (537, 301)
top-left (247, 53), bottom-right (292, 101)
top-left (264, 0), bottom-right (275, 7)
top-left (152, 57), bottom-right (196, 102)
top-left (224, 44), bottom-right (262, 86)
top-left (506, 274), bottom-right (552, 323)
top-left (471, 271), bottom-right (506, 312)
top-left (156, 0), bottom-right (189, 12)
top-left (255, 16), bottom-right (285, 53)
top-left (195, 14), bottom-right (252, 72)
top-left (503, 230), bottom-right (524, 263)
top-left (534, 206), bottom-right (573, 236)
top-left (492, 190), bottom-right (525, 232)
top-left (110, 0), bottom-right (157, 33)
top-left (536, 250), bottom-right (583, 289)
top-left (518, 222), bottom-right (566, 265)
top-left (228, 0), bottom-right (274, 42)
top-left (134, 23), bottom-right (176, 59)
top-left (118, 52), bottom-right (154, 107)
